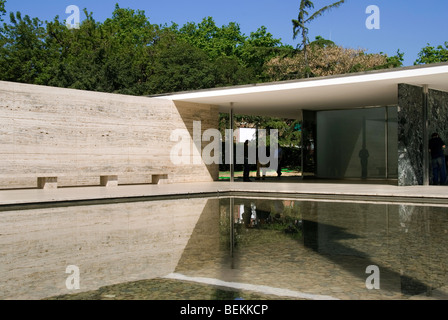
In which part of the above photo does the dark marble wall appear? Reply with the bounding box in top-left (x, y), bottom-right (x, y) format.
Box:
top-left (397, 84), bottom-right (424, 186)
top-left (398, 84), bottom-right (448, 186)
top-left (428, 88), bottom-right (448, 185)
top-left (428, 88), bottom-right (448, 145)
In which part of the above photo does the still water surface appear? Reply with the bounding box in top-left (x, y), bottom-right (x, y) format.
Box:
top-left (1, 196), bottom-right (447, 300)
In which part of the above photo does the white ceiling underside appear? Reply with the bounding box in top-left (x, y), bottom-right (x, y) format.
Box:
top-left (158, 63), bottom-right (448, 119)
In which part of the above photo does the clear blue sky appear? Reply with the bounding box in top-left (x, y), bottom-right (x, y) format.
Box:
top-left (3, 0), bottom-right (448, 66)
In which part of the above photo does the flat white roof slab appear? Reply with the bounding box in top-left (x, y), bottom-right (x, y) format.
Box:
top-left (158, 63), bottom-right (448, 118)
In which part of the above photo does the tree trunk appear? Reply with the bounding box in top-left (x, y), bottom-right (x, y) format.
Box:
top-left (302, 29), bottom-right (309, 78)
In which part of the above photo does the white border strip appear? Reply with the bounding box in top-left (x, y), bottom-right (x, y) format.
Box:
top-left (163, 272), bottom-right (339, 300)
top-left (161, 65), bottom-right (448, 101)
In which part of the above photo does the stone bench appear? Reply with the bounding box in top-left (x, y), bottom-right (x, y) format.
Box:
top-left (37, 177), bottom-right (58, 189)
top-left (101, 174), bottom-right (169, 185)
top-left (100, 175), bottom-right (118, 187)
top-left (37, 173), bottom-right (169, 189)
top-left (151, 174), bottom-right (169, 185)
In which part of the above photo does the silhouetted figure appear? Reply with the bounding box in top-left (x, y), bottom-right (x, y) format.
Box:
top-left (359, 148), bottom-right (369, 179)
top-left (243, 140), bottom-right (251, 182)
top-left (429, 132), bottom-right (446, 185)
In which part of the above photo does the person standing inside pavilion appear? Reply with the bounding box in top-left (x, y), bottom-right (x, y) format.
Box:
top-left (429, 132), bottom-right (447, 185)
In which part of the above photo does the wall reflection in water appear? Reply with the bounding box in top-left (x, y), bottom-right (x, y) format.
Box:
top-left (0, 198), bottom-right (211, 300)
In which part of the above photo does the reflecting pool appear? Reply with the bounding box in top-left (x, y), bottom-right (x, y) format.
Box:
top-left (1, 196), bottom-right (447, 300)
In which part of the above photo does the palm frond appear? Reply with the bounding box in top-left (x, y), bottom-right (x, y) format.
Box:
top-left (306, 0), bottom-right (345, 23)
top-left (292, 19), bottom-right (300, 39)
top-left (299, 0), bottom-right (314, 13)
top-left (292, 19), bottom-right (308, 40)
top-left (292, 7), bottom-right (306, 40)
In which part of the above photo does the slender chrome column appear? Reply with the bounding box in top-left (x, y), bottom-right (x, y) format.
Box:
top-left (423, 85), bottom-right (429, 186)
top-left (230, 103), bottom-right (234, 183)
top-left (229, 197), bottom-right (234, 260)
top-left (385, 106), bottom-right (389, 180)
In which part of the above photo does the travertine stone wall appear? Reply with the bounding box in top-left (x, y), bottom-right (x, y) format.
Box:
top-left (0, 81), bottom-right (219, 188)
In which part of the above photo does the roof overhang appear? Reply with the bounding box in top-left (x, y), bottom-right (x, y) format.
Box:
top-left (156, 63), bottom-right (448, 119)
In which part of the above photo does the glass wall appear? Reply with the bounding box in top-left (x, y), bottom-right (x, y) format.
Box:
top-left (316, 106), bottom-right (397, 180)
top-left (387, 106), bottom-right (398, 179)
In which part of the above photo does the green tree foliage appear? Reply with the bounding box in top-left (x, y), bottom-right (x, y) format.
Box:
top-left (415, 42), bottom-right (448, 65)
top-left (0, 0), bottom-right (5, 21)
top-left (45, 11), bottom-right (106, 91)
top-left (0, 12), bottom-right (48, 83)
top-left (43, 5), bottom-right (159, 94)
top-left (144, 30), bottom-right (217, 94)
top-left (177, 17), bottom-right (246, 59)
top-left (174, 17), bottom-right (288, 83)
top-left (292, 0), bottom-right (346, 77)
top-left (240, 26), bottom-right (293, 80)
top-left (0, 5), bottom-right (290, 94)
top-left (0, 2), bottom-right (406, 96)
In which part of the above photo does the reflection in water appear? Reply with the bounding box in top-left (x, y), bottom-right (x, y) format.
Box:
top-left (176, 198), bottom-right (448, 300)
top-left (0, 198), bottom-right (210, 300)
top-left (1, 197), bottom-right (448, 300)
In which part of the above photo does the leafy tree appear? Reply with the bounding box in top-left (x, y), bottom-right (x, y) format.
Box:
top-left (44, 5), bottom-right (159, 95)
top-left (177, 17), bottom-right (246, 60)
top-left (0, 12), bottom-right (48, 84)
top-left (46, 10), bottom-right (106, 91)
top-left (415, 42), bottom-right (448, 65)
top-left (0, 0), bottom-right (5, 21)
top-left (292, 0), bottom-right (346, 77)
top-left (96, 5), bottom-right (158, 94)
top-left (144, 30), bottom-right (216, 94)
top-left (2, 6), bottom-right (279, 94)
top-left (265, 37), bottom-right (403, 81)
top-left (239, 26), bottom-right (293, 80)
top-left (212, 55), bottom-right (255, 87)
top-left (0, 1), bottom-right (403, 99)
top-left (175, 17), bottom-right (290, 84)
top-left (310, 35), bottom-right (335, 48)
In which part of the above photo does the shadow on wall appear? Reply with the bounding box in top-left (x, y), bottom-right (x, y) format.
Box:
top-left (173, 100), bottom-right (220, 181)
